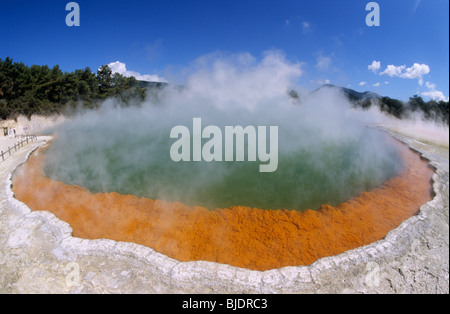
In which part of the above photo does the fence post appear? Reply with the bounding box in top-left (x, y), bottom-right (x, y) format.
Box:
top-left (0, 135), bottom-right (39, 163)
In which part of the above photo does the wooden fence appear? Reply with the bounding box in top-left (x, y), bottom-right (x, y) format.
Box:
top-left (1, 135), bottom-right (38, 162)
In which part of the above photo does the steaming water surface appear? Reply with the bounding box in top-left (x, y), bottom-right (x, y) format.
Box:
top-left (43, 119), bottom-right (402, 211)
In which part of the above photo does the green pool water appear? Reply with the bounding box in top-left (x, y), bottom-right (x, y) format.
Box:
top-left (44, 125), bottom-right (403, 211)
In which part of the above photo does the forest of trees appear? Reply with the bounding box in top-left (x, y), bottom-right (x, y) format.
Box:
top-left (352, 95), bottom-right (449, 126)
top-left (1, 57), bottom-right (449, 126)
top-left (0, 57), bottom-right (156, 120)
top-left (319, 84), bottom-right (449, 126)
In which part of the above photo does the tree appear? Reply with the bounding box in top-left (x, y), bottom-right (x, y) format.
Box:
top-left (408, 95), bottom-right (426, 112)
top-left (97, 65), bottom-right (113, 97)
top-left (379, 97), bottom-right (405, 119)
top-left (1, 58), bottom-right (159, 119)
top-left (438, 101), bottom-right (449, 125)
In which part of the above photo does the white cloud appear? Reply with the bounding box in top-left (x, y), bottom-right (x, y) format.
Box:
top-left (421, 90), bottom-right (448, 101)
top-left (359, 81), bottom-right (367, 86)
top-left (316, 55), bottom-right (331, 71)
top-left (368, 60), bottom-right (381, 73)
top-left (402, 63), bottom-right (430, 85)
top-left (412, 0), bottom-right (422, 16)
top-left (421, 81), bottom-right (449, 101)
top-left (381, 64), bottom-right (406, 77)
top-left (425, 81), bottom-right (435, 90)
top-left (372, 82), bottom-right (380, 87)
top-left (302, 21), bottom-right (311, 34)
top-left (107, 61), bottom-right (167, 82)
top-left (384, 81), bottom-right (389, 85)
top-left (309, 79), bottom-right (331, 85)
top-left (379, 63), bottom-right (430, 86)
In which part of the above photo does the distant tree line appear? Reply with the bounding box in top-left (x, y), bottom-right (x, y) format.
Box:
top-left (0, 57), bottom-right (155, 120)
top-left (350, 95), bottom-right (449, 126)
top-left (1, 57), bottom-right (449, 126)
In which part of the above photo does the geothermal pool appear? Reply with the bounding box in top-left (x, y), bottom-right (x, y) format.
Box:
top-left (12, 135), bottom-right (434, 271)
top-left (41, 127), bottom-right (401, 211)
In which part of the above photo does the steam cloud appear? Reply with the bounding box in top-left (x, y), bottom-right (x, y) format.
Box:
top-left (44, 50), bottom-right (404, 210)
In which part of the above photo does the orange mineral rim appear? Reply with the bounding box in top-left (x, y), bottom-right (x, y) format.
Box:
top-left (12, 138), bottom-right (434, 271)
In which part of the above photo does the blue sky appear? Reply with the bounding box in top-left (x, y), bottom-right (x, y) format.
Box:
top-left (0, 0), bottom-right (448, 101)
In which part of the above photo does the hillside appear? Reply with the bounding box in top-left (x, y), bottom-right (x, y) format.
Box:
top-left (312, 84), bottom-right (449, 125)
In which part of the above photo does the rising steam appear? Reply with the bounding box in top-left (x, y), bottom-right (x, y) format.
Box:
top-left (43, 51), bottom-right (403, 211)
